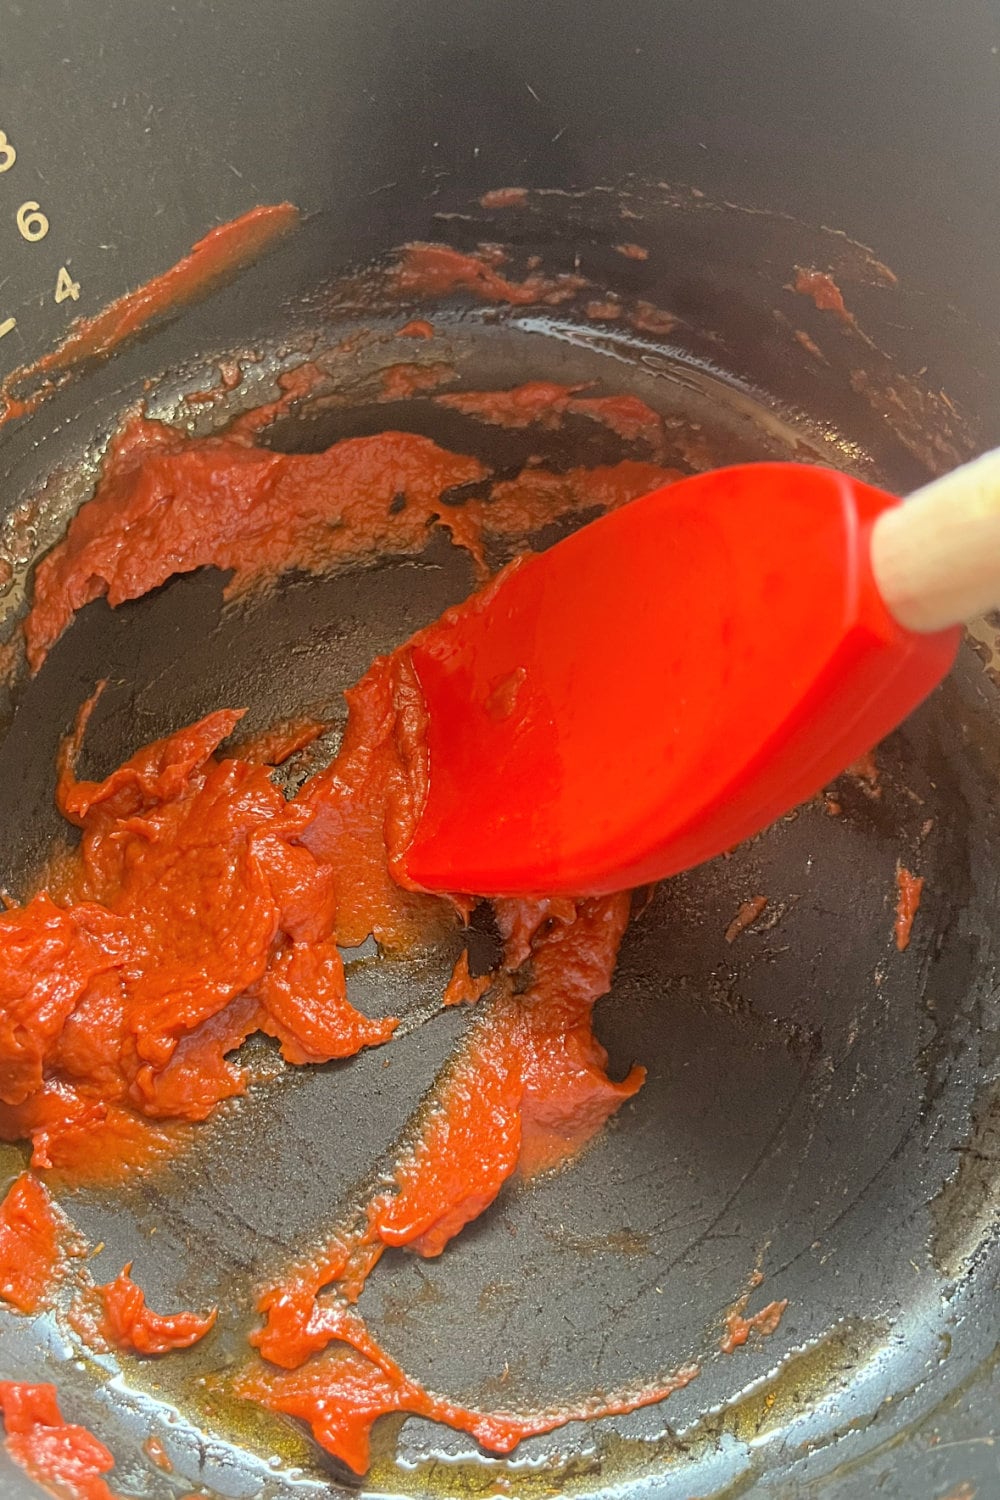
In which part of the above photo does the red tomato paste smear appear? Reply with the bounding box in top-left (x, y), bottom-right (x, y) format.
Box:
top-left (253, 895), bottom-right (640, 1359)
top-left (792, 267), bottom-right (855, 327)
top-left (378, 362), bottom-right (455, 400)
top-left (392, 243), bottom-right (587, 306)
top-left (724, 895), bottom-right (768, 944)
top-left (0, 204), bottom-right (300, 429)
top-left (23, 409), bottom-right (677, 671)
top-left (629, 302), bottom-right (678, 337)
top-left (23, 421), bottom-right (484, 671)
top-left (441, 950), bottom-right (493, 1007)
top-left (395, 319), bottom-right (435, 340)
top-left (894, 865), bottom-right (924, 951)
top-left (0, 688), bottom-right (405, 1174)
top-left (8, 382), bottom-right (684, 1465)
top-left (0, 1173), bottom-right (63, 1312)
top-left (479, 187), bottom-right (529, 209)
top-left (719, 1297), bottom-right (788, 1354)
top-left (143, 1435), bottom-right (172, 1472)
top-left (847, 747), bottom-right (881, 796)
top-left (8, 414), bottom-right (678, 1174)
top-left (436, 381), bottom-right (667, 452)
top-left (236, 1328), bottom-right (700, 1475)
top-left (94, 1262), bottom-right (217, 1355)
top-left (183, 358), bottom-right (244, 406)
top-left (0, 1382), bottom-right (123, 1500)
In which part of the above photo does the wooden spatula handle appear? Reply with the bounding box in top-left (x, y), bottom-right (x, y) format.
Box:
top-left (871, 447), bottom-right (1000, 633)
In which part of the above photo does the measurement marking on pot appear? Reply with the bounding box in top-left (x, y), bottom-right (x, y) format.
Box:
top-left (0, 317), bottom-right (15, 340)
top-left (15, 200), bottom-right (49, 242)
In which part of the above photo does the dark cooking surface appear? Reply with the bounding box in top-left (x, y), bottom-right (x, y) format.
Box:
top-left (2, 0), bottom-right (1000, 1491)
top-left (0, 273), bottom-right (997, 1499)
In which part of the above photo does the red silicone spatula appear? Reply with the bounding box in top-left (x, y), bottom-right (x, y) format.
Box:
top-left (403, 454), bottom-right (1000, 896)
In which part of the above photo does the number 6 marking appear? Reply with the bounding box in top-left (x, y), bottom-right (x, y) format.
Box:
top-left (0, 131), bottom-right (15, 172)
top-left (16, 201), bottom-right (49, 242)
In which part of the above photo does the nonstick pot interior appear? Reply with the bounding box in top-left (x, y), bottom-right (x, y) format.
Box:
top-left (2, 6), bottom-right (1000, 1499)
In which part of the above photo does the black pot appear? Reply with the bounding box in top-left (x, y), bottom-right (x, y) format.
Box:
top-left (1, 5), bottom-right (999, 1498)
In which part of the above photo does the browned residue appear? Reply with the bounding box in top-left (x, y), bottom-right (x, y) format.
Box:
top-left (894, 865), bottom-right (924, 952)
top-left (225, 361), bottom-right (329, 441)
top-left (793, 329), bottom-right (826, 362)
top-left (615, 243), bottom-right (649, 261)
top-left (788, 254), bottom-right (972, 471)
top-left (229, 717), bottom-right (328, 767)
top-left (585, 300), bottom-right (623, 321)
top-left (629, 301), bottom-right (678, 337)
top-left (143, 1436), bottom-right (173, 1473)
top-left (183, 359), bottom-right (244, 405)
top-left (725, 896), bottom-right (767, 944)
top-left (0, 637), bottom-right (21, 688)
top-left (792, 266), bottom-right (855, 326)
top-left (396, 319), bottom-right (435, 340)
top-left (378, 362), bottom-right (455, 401)
top-left (479, 187), bottom-right (529, 210)
top-left (392, 243), bottom-right (587, 307)
top-left (849, 366), bottom-right (975, 472)
top-left (847, 748), bottom-right (881, 797)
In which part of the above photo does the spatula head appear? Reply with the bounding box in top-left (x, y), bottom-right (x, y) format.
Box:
top-left (405, 464), bottom-right (960, 896)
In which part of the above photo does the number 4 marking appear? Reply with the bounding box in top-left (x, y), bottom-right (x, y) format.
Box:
top-left (55, 266), bottom-right (80, 304)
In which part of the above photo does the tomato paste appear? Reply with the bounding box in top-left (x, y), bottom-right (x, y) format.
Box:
top-left (0, 1174), bottom-right (63, 1313)
top-left (24, 412), bottom-right (676, 671)
top-left (378, 362), bottom-right (455, 400)
top-left (719, 1297), bottom-right (788, 1354)
top-left (0, 204), bottom-right (299, 431)
top-left (894, 865), bottom-right (924, 951)
top-left (96, 1263), bottom-right (217, 1355)
top-left (0, 1383), bottom-right (122, 1500)
top-left (395, 319), bottom-right (435, 340)
top-left (392, 243), bottom-right (587, 306)
top-left (1, 366), bottom-right (689, 1473)
top-left (236, 1323), bottom-right (699, 1476)
top-left (436, 381), bottom-right (667, 451)
top-left (792, 267), bottom-right (855, 327)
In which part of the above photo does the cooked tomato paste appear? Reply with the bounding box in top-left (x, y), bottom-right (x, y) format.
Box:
top-left (236, 1321), bottom-right (699, 1476)
top-left (478, 187), bottom-right (529, 210)
top-left (392, 243), bottom-right (587, 306)
top-left (95, 1263), bottom-right (217, 1355)
top-left (0, 1174), bottom-right (63, 1313)
top-left (24, 412), bottom-right (676, 671)
top-left (0, 1383), bottom-right (122, 1500)
top-left (894, 864), bottom-right (924, 951)
top-left (378, 362), bottom-right (455, 400)
top-left (1, 367), bottom-right (692, 1474)
top-left (142, 1436), bottom-right (172, 1472)
top-left (395, 319), bottom-right (436, 339)
top-left (792, 267), bottom-right (855, 327)
top-left (0, 204), bottom-right (299, 431)
top-left (719, 1297), bottom-right (787, 1354)
top-left (436, 381), bottom-right (667, 451)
